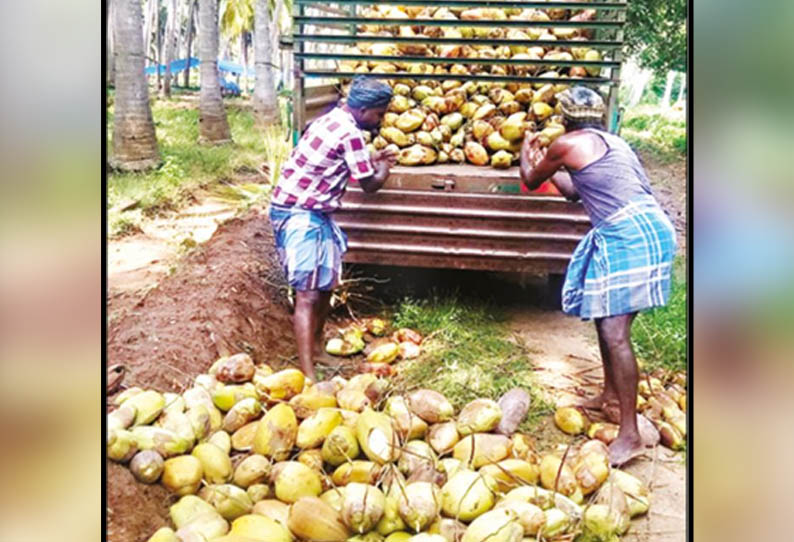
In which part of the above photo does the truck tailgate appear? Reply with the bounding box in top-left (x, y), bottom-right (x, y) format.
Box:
top-left (336, 165), bottom-right (591, 273)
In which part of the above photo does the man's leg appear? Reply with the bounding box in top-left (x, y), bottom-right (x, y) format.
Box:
top-left (294, 289), bottom-right (325, 382)
top-left (582, 313), bottom-right (638, 415)
top-left (579, 327), bottom-right (619, 409)
top-left (595, 312), bottom-right (643, 465)
top-left (312, 290), bottom-right (339, 364)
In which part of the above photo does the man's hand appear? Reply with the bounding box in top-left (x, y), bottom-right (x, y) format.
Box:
top-left (373, 148), bottom-right (398, 167)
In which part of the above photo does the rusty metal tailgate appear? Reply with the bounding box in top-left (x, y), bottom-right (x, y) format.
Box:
top-left (336, 165), bottom-right (591, 274)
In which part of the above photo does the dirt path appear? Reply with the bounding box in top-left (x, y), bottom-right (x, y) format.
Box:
top-left (506, 306), bottom-right (686, 542)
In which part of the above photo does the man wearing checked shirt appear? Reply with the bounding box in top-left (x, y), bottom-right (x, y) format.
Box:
top-left (270, 77), bottom-right (397, 381)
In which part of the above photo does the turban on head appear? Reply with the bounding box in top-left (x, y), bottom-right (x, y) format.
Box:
top-left (347, 77), bottom-right (393, 109)
top-left (556, 86), bottom-right (606, 124)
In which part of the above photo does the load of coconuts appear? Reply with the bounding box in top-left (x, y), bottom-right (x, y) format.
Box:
top-left (108, 318), bottom-right (658, 542)
top-left (334, 4), bottom-right (609, 169)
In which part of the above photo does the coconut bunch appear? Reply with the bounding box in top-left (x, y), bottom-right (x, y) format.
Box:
top-left (336, 5), bottom-right (606, 168)
top-left (111, 354), bottom-right (653, 542)
top-left (325, 319), bottom-right (424, 377)
top-left (553, 370), bottom-right (687, 452)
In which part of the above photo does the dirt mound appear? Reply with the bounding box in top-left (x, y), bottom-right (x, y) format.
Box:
top-left (107, 206), bottom-right (298, 541)
top-left (107, 206), bottom-right (296, 395)
top-left (107, 461), bottom-right (174, 542)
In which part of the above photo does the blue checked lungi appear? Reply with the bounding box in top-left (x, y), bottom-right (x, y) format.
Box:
top-left (269, 204), bottom-right (347, 291)
top-left (562, 195), bottom-right (677, 320)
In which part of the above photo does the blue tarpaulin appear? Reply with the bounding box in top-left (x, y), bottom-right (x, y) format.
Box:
top-left (218, 59), bottom-right (256, 78)
top-left (144, 57), bottom-right (199, 75)
top-left (145, 58), bottom-right (255, 78)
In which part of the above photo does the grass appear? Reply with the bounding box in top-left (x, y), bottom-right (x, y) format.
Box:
top-left (107, 95), bottom-right (292, 237)
top-left (631, 259), bottom-right (687, 373)
top-left (389, 293), bottom-right (555, 432)
top-left (621, 105), bottom-right (687, 163)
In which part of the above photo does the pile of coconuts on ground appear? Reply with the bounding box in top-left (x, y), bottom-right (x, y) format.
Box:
top-left (108, 318), bottom-right (660, 542)
top-left (336, 4), bottom-right (607, 168)
top-left (553, 370), bottom-right (688, 452)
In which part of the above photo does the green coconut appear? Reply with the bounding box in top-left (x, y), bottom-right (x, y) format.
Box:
top-left (456, 399), bottom-right (502, 436)
top-left (200, 484), bottom-right (254, 521)
top-left (322, 425), bottom-right (361, 466)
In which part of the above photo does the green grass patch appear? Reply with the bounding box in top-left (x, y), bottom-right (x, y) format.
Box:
top-left (390, 293), bottom-right (554, 432)
top-left (621, 106), bottom-right (686, 162)
top-left (107, 97), bottom-right (291, 237)
top-left (632, 259), bottom-right (687, 373)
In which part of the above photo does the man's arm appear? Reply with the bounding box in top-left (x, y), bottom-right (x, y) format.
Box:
top-left (520, 134), bottom-right (570, 191)
top-left (549, 169), bottom-right (580, 201)
top-left (359, 148), bottom-right (397, 193)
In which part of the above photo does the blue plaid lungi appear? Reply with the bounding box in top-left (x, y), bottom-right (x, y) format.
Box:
top-left (562, 195), bottom-right (677, 320)
top-left (269, 204), bottom-right (347, 291)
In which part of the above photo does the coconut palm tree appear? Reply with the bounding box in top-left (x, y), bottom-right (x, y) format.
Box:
top-left (162, 0), bottom-right (179, 97)
top-left (111, 0), bottom-right (161, 170)
top-left (254, 0), bottom-right (279, 126)
top-left (198, 0), bottom-right (232, 143)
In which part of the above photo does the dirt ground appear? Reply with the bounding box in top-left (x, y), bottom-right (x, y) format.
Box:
top-left (105, 151), bottom-right (687, 542)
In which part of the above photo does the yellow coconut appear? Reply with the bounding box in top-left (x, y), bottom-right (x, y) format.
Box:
top-left (274, 461), bottom-right (323, 503)
top-left (222, 398), bottom-right (262, 433)
top-left (233, 454), bottom-right (271, 488)
top-left (253, 403), bottom-right (298, 461)
top-left (453, 434), bottom-right (512, 469)
top-left (209, 430), bottom-right (232, 454)
top-left (247, 484), bottom-right (271, 503)
top-left (460, 508), bottom-right (523, 542)
top-left (479, 459), bottom-right (539, 491)
top-left (290, 390), bottom-right (338, 419)
top-left (200, 484), bottom-right (254, 521)
top-left (297, 408), bottom-right (343, 449)
top-left (407, 390), bottom-right (454, 424)
top-left (337, 389), bottom-right (373, 412)
top-left (493, 500), bottom-right (545, 536)
top-left (367, 342), bottom-right (401, 364)
top-left (440, 469), bottom-right (495, 522)
top-left (539, 455), bottom-right (581, 501)
top-left (146, 527), bottom-right (179, 542)
top-left (231, 421), bottom-right (260, 452)
top-left (192, 442), bottom-right (233, 484)
top-left (322, 425), bottom-right (361, 466)
top-left (554, 407), bottom-right (587, 435)
top-left (427, 422), bottom-right (460, 455)
top-left (342, 483), bottom-right (387, 534)
top-left (398, 482), bottom-right (440, 533)
top-left (162, 455), bottom-right (204, 495)
top-left (213, 384), bottom-right (258, 412)
top-left (123, 390), bottom-right (166, 426)
top-left (287, 496), bottom-right (351, 542)
top-left (357, 408), bottom-right (400, 464)
top-left (230, 514), bottom-right (291, 542)
top-left (255, 369), bottom-right (306, 401)
top-left (456, 399), bottom-right (502, 436)
top-left (107, 429), bottom-right (138, 462)
top-left (131, 426), bottom-right (191, 458)
top-left (252, 499), bottom-right (290, 529)
top-left (540, 508), bottom-right (569, 538)
top-left (332, 461), bottom-right (382, 486)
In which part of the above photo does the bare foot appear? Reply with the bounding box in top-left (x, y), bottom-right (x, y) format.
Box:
top-left (578, 392), bottom-right (619, 410)
top-left (608, 433), bottom-right (646, 466)
top-left (601, 401), bottom-right (622, 424)
top-left (637, 414), bottom-right (661, 447)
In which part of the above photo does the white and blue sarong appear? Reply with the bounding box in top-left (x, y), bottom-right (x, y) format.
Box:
top-left (562, 195), bottom-right (677, 320)
top-left (269, 204), bottom-right (347, 291)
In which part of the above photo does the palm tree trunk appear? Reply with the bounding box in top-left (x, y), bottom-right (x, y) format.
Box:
top-left (198, 0), bottom-right (232, 144)
top-left (254, 0), bottom-right (279, 126)
top-left (241, 31), bottom-right (249, 95)
top-left (107, 0), bottom-right (116, 86)
top-left (111, 0), bottom-right (161, 170)
top-left (144, 0), bottom-right (157, 62)
top-left (162, 0), bottom-right (178, 97)
top-left (183, 0), bottom-right (197, 88)
top-left (155, 0), bottom-right (162, 91)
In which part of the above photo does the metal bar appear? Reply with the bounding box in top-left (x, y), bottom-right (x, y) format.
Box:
top-left (297, 52), bottom-right (620, 68)
top-left (295, 16), bottom-right (624, 28)
top-left (294, 1), bottom-right (305, 141)
top-left (303, 70), bottom-right (616, 85)
top-left (338, 202), bottom-right (592, 223)
top-left (332, 221), bottom-right (585, 242)
top-left (608, 1), bottom-right (626, 133)
top-left (292, 34), bottom-right (624, 48)
top-left (346, 240), bottom-right (574, 261)
top-left (296, 0), bottom-right (628, 9)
